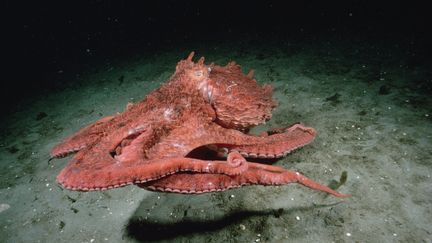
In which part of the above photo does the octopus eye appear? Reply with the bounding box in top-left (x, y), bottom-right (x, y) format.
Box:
top-left (194, 70), bottom-right (203, 77)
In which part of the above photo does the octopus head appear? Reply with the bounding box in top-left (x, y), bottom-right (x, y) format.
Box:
top-left (176, 52), bottom-right (277, 130)
top-left (174, 52), bottom-right (211, 92)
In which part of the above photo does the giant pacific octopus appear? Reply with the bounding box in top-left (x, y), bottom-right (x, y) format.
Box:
top-left (50, 52), bottom-right (349, 198)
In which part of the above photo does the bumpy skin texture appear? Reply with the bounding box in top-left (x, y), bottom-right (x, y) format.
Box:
top-left (50, 52), bottom-right (349, 198)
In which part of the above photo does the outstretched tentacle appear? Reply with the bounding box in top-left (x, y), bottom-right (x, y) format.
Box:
top-left (227, 123), bottom-right (316, 158)
top-left (139, 162), bottom-right (350, 198)
top-left (50, 116), bottom-right (115, 158)
top-left (148, 119), bottom-right (316, 160)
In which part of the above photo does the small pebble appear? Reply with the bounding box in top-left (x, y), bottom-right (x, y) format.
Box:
top-left (0, 204), bottom-right (11, 213)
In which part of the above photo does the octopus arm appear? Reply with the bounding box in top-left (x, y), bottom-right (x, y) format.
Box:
top-left (50, 116), bottom-right (115, 158)
top-left (139, 162), bottom-right (350, 198)
top-left (149, 120), bottom-right (316, 160)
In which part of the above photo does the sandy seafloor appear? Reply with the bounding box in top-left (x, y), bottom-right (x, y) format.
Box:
top-left (0, 38), bottom-right (431, 243)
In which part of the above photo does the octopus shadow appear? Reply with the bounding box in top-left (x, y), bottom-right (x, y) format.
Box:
top-left (124, 193), bottom-right (340, 242)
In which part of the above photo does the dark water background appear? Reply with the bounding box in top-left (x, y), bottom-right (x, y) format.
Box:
top-left (4, 1), bottom-right (430, 112)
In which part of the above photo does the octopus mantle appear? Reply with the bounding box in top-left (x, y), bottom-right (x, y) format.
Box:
top-left (50, 52), bottom-right (349, 198)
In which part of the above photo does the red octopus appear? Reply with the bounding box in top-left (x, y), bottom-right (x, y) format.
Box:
top-left (50, 52), bottom-right (349, 198)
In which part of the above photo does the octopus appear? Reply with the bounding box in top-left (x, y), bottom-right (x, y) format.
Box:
top-left (50, 52), bottom-right (349, 198)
